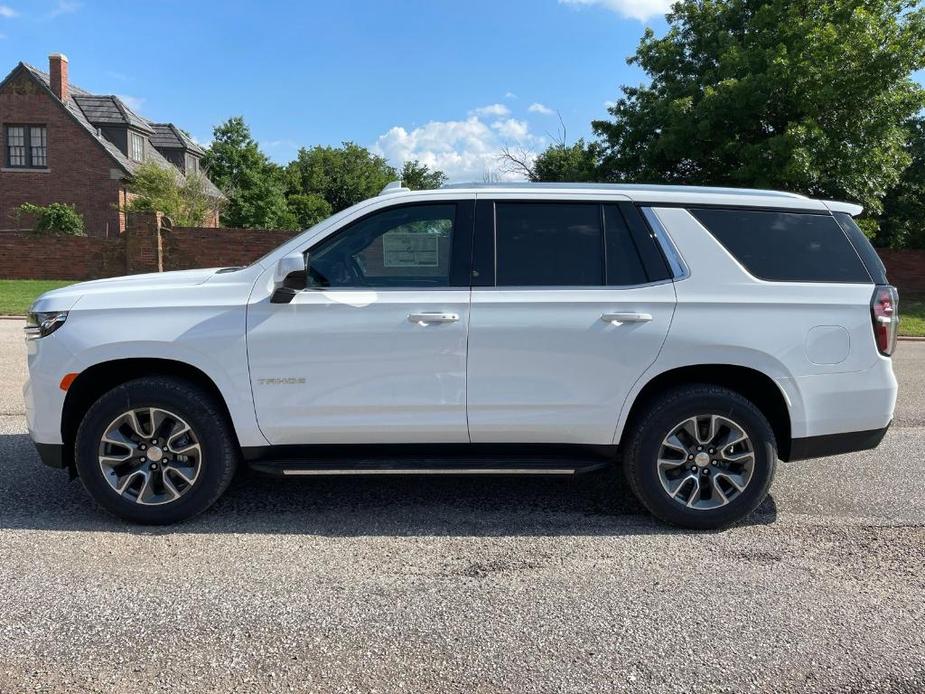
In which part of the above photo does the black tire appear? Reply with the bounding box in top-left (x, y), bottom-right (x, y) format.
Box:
top-left (622, 384), bottom-right (776, 530)
top-left (74, 376), bottom-right (238, 524)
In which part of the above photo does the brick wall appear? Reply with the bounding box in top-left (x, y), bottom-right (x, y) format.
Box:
top-left (876, 249), bottom-right (925, 293)
top-left (0, 231), bottom-right (124, 280)
top-left (165, 227), bottom-right (296, 270)
top-left (0, 69), bottom-right (125, 238)
top-left (0, 220), bottom-right (296, 281)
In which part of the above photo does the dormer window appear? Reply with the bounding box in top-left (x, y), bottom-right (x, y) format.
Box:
top-left (130, 131), bottom-right (145, 162)
top-left (185, 153), bottom-right (199, 173)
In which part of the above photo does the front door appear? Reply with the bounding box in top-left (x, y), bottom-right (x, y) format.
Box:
top-left (247, 200), bottom-right (474, 445)
top-left (466, 199), bottom-right (676, 445)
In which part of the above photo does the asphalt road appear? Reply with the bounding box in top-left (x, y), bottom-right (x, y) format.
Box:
top-left (0, 319), bottom-right (922, 693)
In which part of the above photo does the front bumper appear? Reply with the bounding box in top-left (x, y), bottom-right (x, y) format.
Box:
top-left (785, 422), bottom-right (891, 462)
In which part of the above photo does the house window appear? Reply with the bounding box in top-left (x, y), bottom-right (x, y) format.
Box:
top-left (185, 153), bottom-right (199, 173)
top-left (130, 131), bottom-right (145, 162)
top-left (5, 125), bottom-right (47, 168)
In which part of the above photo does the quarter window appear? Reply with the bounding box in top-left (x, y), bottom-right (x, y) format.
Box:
top-left (495, 203), bottom-right (604, 286)
top-left (308, 204), bottom-right (456, 288)
top-left (130, 132), bottom-right (145, 162)
top-left (690, 208), bottom-right (871, 283)
top-left (603, 205), bottom-right (648, 286)
top-left (5, 125), bottom-right (47, 168)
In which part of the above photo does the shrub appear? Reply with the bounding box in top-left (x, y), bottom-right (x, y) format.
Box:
top-left (125, 162), bottom-right (223, 227)
top-left (18, 202), bottom-right (85, 236)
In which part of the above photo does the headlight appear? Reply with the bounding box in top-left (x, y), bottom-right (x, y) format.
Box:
top-left (24, 311), bottom-right (68, 340)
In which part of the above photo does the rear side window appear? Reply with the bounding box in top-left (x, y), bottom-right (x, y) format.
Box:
top-left (833, 212), bottom-right (888, 285)
top-left (689, 208), bottom-right (871, 283)
top-left (496, 203), bottom-right (603, 286)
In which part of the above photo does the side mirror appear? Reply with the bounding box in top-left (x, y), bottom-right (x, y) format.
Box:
top-left (271, 252), bottom-right (308, 304)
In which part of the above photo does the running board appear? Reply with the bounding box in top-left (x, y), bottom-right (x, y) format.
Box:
top-left (243, 443), bottom-right (616, 478)
top-left (273, 465), bottom-right (585, 477)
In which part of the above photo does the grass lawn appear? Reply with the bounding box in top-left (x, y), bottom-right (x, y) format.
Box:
top-left (0, 280), bottom-right (73, 316)
top-left (900, 292), bottom-right (925, 338)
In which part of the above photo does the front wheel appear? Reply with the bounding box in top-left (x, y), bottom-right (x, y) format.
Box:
top-left (74, 377), bottom-right (238, 524)
top-left (622, 385), bottom-right (777, 529)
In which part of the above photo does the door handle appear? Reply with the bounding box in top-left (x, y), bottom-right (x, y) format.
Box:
top-left (408, 312), bottom-right (460, 325)
top-left (601, 312), bottom-right (653, 324)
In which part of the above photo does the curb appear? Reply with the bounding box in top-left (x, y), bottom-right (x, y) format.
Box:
top-left (898, 335), bottom-right (925, 342)
top-left (0, 315), bottom-right (25, 320)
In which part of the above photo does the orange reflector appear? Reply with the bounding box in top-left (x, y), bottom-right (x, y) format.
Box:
top-left (59, 373), bottom-right (79, 391)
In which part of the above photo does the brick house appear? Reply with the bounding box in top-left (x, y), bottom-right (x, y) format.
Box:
top-left (0, 54), bottom-right (223, 238)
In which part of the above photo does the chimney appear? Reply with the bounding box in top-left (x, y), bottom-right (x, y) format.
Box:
top-left (48, 53), bottom-right (69, 101)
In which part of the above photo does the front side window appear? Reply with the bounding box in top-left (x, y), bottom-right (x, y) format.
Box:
top-left (690, 208), bottom-right (871, 283)
top-left (308, 204), bottom-right (456, 288)
top-left (495, 203), bottom-right (604, 286)
top-left (130, 132), bottom-right (145, 162)
top-left (5, 125), bottom-right (46, 168)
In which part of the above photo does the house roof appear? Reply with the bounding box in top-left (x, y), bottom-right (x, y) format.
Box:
top-left (1, 62), bottom-right (223, 199)
top-left (148, 122), bottom-right (205, 155)
top-left (72, 95), bottom-right (155, 134)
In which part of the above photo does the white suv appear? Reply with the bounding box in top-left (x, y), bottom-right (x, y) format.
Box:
top-left (24, 183), bottom-right (898, 528)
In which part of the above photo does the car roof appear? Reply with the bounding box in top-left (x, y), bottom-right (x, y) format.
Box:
top-left (379, 182), bottom-right (861, 215)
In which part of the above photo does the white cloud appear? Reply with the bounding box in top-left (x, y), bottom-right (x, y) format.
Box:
top-left (604, 99), bottom-right (618, 109)
top-left (528, 102), bottom-right (554, 115)
top-left (470, 103), bottom-right (510, 118)
top-left (116, 94), bottom-right (145, 114)
top-left (492, 118), bottom-right (530, 140)
top-left (373, 111), bottom-right (544, 183)
top-left (559, 0), bottom-right (671, 22)
top-left (48, 0), bottom-right (80, 18)
top-left (504, 91), bottom-right (517, 99)
top-left (0, 5), bottom-right (17, 18)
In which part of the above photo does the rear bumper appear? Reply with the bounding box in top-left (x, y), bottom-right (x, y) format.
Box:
top-left (785, 422), bottom-right (891, 462)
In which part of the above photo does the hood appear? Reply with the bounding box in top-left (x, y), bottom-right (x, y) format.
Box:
top-left (31, 268), bottom-right (224, 312)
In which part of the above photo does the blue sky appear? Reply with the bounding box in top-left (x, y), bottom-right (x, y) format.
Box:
top-left (0, 0), bottom-right (673, 180)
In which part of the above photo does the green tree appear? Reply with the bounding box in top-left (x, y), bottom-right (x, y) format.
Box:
top-left (400, 160), bottom-right (447, 190)
top-left (203, 117), bottom-right (295, 229)
top-left (530, 139), bottom-right (601, 182)
top-left (287, 193), bottom-right (333, 229)
top-left (124, 162), bottom-right (220, 226)
top-left (287, 142), bottom-right (396, 213)
top-left (592, 0), bottom-right (925, 216)
top-left (17, 202), bottom-right (85, 235)
top-left (880, 118), bottom-right (925, 248)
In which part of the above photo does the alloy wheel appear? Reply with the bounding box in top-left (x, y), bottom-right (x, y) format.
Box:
top-left (656, 414), bottom-right (755, 511)
top-left (98, 407), bottom-right (202, 506)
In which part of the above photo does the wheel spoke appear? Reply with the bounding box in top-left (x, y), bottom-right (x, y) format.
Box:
top-left (714, 470), bottom-right (748, 493)
top-left (709, 475), bottom-right (729, 504)
top-left (685, 475), bottom-right (702, 507)
top-left (666, 473), bottom-right (696, 499)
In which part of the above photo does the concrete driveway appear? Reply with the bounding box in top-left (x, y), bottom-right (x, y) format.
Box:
top-left (0, 319), bottom-right (922, 693)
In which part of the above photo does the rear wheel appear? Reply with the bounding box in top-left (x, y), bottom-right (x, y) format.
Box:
top-left (622, 385), bottom-right (776, 529)
top-left (74, 377), bottom-right (238, 524)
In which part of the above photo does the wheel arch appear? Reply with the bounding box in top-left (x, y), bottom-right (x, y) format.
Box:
top-left (617, 364), bottom-right (794, 461)
top-left (61, 358), bottom-right (239, 472)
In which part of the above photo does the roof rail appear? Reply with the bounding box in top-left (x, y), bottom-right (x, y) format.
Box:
top-left (379, 181), bottom-right (411, 196)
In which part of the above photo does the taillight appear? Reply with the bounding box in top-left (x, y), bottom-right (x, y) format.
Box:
top-left (870, 285), bottom-right (899, 356)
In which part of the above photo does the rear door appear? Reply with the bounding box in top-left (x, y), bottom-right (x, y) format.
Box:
top-left (466, 197), bottom-right (676, 445)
